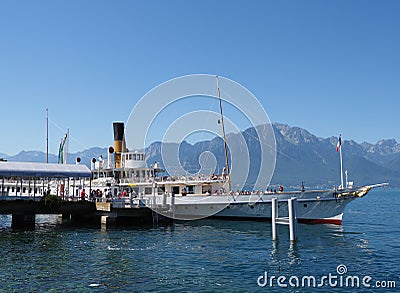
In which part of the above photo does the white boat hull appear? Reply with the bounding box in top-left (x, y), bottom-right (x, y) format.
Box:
top-left (148, 186), bottom-right (379, 225)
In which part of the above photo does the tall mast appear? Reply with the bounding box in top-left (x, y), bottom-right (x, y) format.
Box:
top-left (216, 76), bottom-right (231, 191)
top-left (339, 137), bottom-right (344, 189)
top-left (46, 108), bottom-right (49, 163)
top-left (336, 134), bottom-right (344, 189)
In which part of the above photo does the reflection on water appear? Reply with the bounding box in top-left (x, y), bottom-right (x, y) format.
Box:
top-left (0, 189), bottom-right (398, 291)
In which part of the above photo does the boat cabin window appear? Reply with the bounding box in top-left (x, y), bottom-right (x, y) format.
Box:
top-left (144, 187), bottom-right (152, 195)
top-left (172, 186), bottom-right (180, 195)
top-left (202, 185), bottom-right (212, 194)
top-left (187, 185), bottom-right (194, 194)
top-left (124, 153), bottom-right (146, 161)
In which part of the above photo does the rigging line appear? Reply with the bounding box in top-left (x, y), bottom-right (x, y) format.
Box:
top-left (48, 118), bottom-right (87, 150)
top-left (48, 117), bottom-right (65, 134)
top-left (217, 76), bottom-right (231, 191)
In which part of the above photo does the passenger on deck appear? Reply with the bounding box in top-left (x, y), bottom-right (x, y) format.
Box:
top-left (80, 189), bottom-right (86, 201)
top-left (222, 167), bottom-right (227, 180)
top-left (181, 188), bottom-right (187, 196)
top-left (106, 189), bottom-right (112, 202)
top-left (278, 185), bottom-right (284, 192)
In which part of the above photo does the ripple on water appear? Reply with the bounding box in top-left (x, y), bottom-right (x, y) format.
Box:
top-left (0, 189), bottom-right (398, 291)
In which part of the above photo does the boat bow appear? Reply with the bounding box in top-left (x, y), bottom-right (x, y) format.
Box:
top-left (337, 183), bottom-right (388, 198)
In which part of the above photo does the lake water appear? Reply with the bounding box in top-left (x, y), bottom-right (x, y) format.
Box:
top-left (0, 189), bottom-right (398, 292)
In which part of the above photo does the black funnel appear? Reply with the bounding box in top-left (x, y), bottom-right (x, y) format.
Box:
top-left (113, 122), bottom-right (125, 141)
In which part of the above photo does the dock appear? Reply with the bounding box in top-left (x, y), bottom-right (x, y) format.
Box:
top-left (0, 161), bottom-right (161, 229)
top-left (0, 198), bottom-right (160, 229)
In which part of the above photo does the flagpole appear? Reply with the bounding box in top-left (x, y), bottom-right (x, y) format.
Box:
top-left (64, 129), bottom-right (69, 164)
top-left (339, 141), bottom-right (344, 189)
top-left (46, 108), bottom-right (49, 164)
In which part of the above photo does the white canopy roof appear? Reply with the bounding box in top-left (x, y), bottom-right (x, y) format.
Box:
top-left (0, 161), bottom-right (91, 178)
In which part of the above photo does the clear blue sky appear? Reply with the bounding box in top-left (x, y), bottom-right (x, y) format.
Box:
top-left (0, 0), bottom-right (399, 156)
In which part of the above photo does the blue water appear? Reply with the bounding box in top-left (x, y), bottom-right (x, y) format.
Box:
top-left (0, 189), bottom-right (399, 292)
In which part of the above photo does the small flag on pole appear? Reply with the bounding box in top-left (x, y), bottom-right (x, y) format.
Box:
top-left (336, 135), bottom-right (342, 152)
top-left (58, 133), bottom-right (68, 164)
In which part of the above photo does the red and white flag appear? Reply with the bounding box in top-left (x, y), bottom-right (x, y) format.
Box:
top-left (336, 135), bottom-right (342, 152)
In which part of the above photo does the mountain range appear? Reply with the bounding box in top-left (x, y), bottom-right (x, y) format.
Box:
top-left (2, 123), bottom-right (399, 188)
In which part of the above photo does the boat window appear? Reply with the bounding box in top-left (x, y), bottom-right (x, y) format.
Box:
top-left (187, 185), bottom-right (195, 194)
top-left (172, 186), bottom-right (180, 195)
top-left (144, 187), bottom-right (152, 195)
top-left (202, 185), bottom-right (211, 194)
